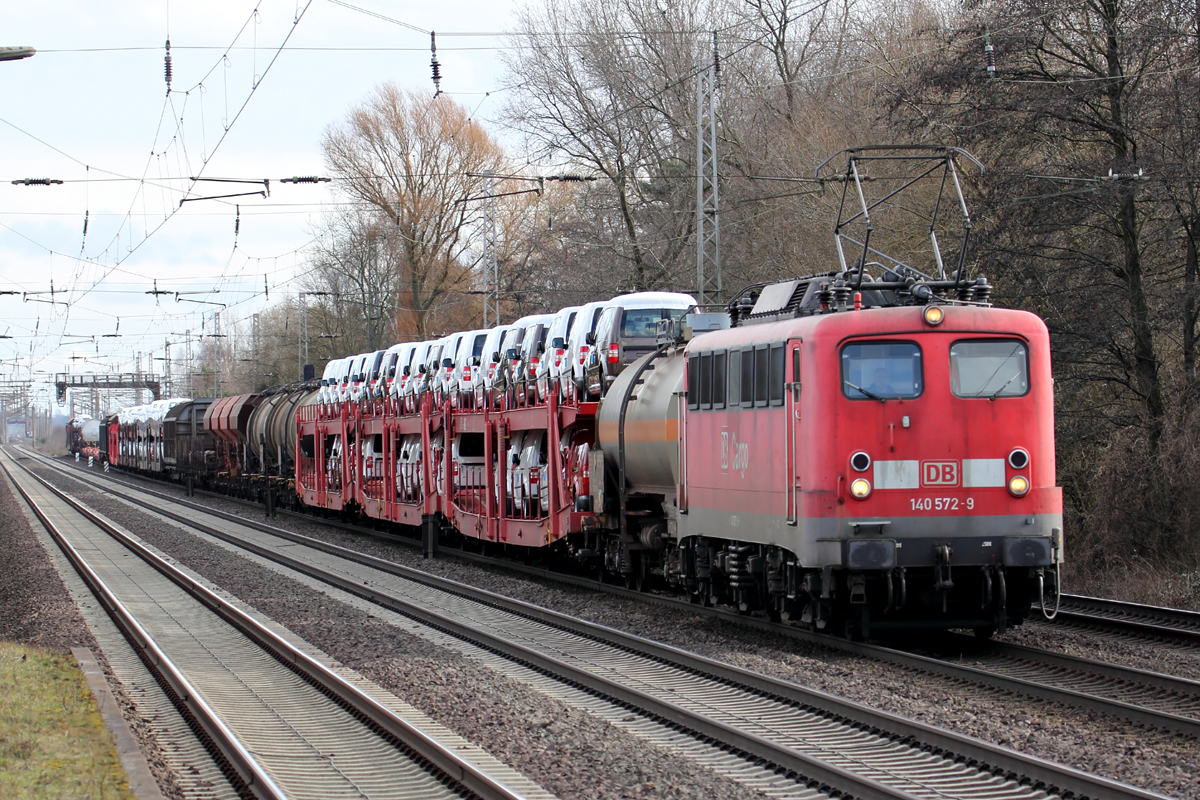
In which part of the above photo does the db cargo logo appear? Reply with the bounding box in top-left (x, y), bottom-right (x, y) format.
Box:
top-left (921, 461), bottom-right (959, 486)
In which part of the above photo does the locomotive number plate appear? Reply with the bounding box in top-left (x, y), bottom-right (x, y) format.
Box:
top-left (910, 497), bottom-right (974, 511)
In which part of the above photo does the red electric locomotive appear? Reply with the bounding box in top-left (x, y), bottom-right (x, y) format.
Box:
top-left (596, 148), bottom-right (1063, 636)
top-left (603, 292), bottom-right (1061, 637)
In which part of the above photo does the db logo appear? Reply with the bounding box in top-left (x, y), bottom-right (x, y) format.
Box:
top-left (922, 461), bottom-right (959, 486)
top-left (720, 429), bottom-right (749, 478)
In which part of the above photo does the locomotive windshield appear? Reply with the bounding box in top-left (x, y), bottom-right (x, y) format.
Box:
top-left (950, 340), bottom-right (1029, 398)
top-left (842, 342), bottom-right (923, 399)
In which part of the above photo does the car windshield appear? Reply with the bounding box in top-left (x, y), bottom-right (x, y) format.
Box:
top-left (950, 340), bottom-right (1028, 398)
top-left (621, 307), bottom-right (687, 338)
top-left (842, 342), bottom-right (923, 399)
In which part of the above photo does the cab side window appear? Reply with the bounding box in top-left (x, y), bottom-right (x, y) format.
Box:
top-left (728, 350), bottom-right (740, 405)
top-left (713, 351), bottom-right (726, 409)
top-left (687, 350), bottom-right (728, 411)
top-left (754, 346), bottom-right (769, 406)
top-left (769, 344), bottom-right (785, 406)
top-left (740, 347), bottom-right (755, 407)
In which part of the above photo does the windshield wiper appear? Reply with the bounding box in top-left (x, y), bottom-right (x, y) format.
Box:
top-left (846, 381), bottom-right (886, 402)
top-left (988, 372), bottom-right (1020, 401)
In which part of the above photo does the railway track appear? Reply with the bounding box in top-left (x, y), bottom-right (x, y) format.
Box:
top-left (23, 449), bottom-right (1174, 800)
top-left (37, 452), bottom-right (1200, 740)
top-left (1047, 594), bottom-right (1200, 646)
top-left (0, 449), bottom-right (541, 800)
top-left (917, 633), bottom-right (1200, 727)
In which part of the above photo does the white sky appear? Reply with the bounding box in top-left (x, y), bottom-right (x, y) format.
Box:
top-left (0, 0), bottom-right (522, 402)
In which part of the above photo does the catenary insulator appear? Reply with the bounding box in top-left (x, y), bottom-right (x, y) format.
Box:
top-left (164, 39), bottom-right (172, 91)
top-left (430, 32), bottom-right (442, 96)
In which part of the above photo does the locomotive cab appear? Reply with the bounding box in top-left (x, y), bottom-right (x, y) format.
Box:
top-left (670, 301), bottom-right (1063, 637)
top-left (815, 305), bottom-right (1061, 634)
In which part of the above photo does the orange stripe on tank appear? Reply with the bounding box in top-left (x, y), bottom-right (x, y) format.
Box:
top-left (598, 419), bottom-right (679, 443)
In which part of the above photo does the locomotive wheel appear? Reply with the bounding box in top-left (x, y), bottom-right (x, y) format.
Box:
top-left (846, 605), bottom-right (871, 641)
top-left (623, 552), bottom-right (648, 592)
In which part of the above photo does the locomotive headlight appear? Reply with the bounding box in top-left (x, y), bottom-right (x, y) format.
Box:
top-left (850, 478), bottom-right (872, 499)
top-left (1008, 448), bottom-right (1030, 470)
top-left (923, 305), bottom-right (945, 326)
top-left (1008, 475), bottom-right (1030, 496)
top-left (850, 451), bottom-right (871, 472)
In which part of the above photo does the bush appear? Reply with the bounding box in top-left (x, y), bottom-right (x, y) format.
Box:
top-left (1060, 405), bottom-right (1200, 609)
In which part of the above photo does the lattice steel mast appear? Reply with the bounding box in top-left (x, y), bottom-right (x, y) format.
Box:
top-left (696, 32), bottom-right (721, 305)
top-left (481, 170), bottom-right (500, 327)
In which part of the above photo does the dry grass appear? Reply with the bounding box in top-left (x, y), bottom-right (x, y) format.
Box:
top-left (0, 641), bottom-right (134, 799)
top-left (1064, 562), bottom-right (1200, 611)
top-left (1056, 403), bottom-right (1200, 612)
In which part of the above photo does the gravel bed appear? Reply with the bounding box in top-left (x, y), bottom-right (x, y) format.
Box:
top-left (29, 461), bottom-right (768, 800)
top-left (46, 459), bottom-right (1200, 799)
top-left (0, 455), bottom-right (187, 800)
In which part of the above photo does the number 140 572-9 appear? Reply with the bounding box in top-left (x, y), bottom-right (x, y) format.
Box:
top-left (911, 497), bottom-right (974, 511)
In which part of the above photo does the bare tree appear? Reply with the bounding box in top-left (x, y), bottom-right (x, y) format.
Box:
top-left (323, 86), bottom-right (504, 339)
top-left (303, 208), bottom-right (405, 353)
top-left (502, 0), bottom-right (721, 293)
top-left (901, 0), bottom-right (1180, 441)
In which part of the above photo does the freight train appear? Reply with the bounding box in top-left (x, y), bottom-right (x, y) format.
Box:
top-left (64, 415), bottom-right (101, 461)
top-left (77, 148), bottom-right (1065, 638)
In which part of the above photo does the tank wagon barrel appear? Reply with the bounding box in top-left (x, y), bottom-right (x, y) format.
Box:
top-left (597, 349), bottom-right (684, 496)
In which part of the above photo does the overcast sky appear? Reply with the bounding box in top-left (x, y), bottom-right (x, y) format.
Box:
top-left (1, 0), bottom-right (521, 400)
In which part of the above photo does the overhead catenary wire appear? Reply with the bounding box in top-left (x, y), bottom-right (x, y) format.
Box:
top-left (2, 1), bottom-right (1161, 386)
top-left (61, 1), bottom-right (316, 314)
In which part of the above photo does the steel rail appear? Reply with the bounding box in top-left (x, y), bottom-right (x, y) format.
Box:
top-left (37, 452), bottom-right (1200, 738)
top-left (27, 451), bottom-right (1173, 800)
top-left (5, 451), bottom-right (531, 800)
top-left (1051, 594), bottom-right (1200, 645)
top-left (0, 452), bottom-right (287, 800)
top-left (938, 632), bottom-right (1200, 698)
